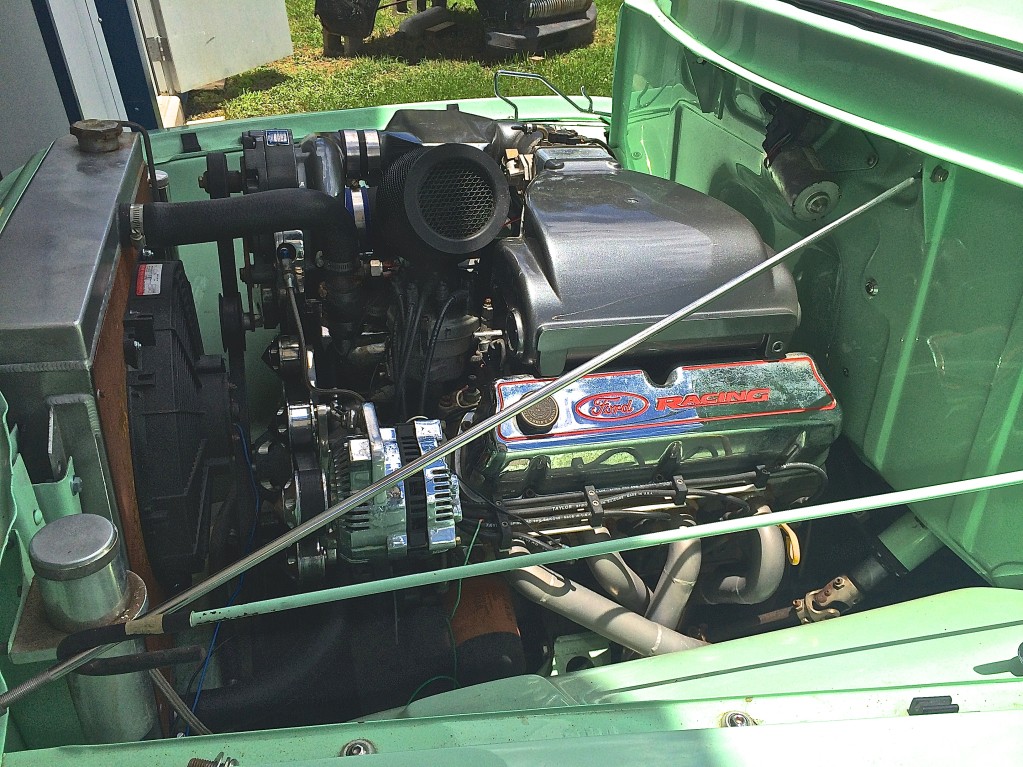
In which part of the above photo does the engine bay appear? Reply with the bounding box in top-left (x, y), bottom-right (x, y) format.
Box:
top-left (110, 107), bottom-right (858, 730)
top-left (0, 105), bottom-right (989, 742)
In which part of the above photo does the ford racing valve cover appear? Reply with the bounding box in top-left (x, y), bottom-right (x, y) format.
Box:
top-left (469, 355), bottom-right (841, 496)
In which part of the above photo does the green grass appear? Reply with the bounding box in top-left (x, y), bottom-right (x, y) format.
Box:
top-left (186, 0), bottom-right (621, 119)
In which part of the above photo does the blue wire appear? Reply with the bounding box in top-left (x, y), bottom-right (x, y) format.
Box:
top-left (186, 424), bottom-right (260, 733)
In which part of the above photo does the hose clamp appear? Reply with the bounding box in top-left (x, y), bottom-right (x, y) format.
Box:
top-left (128, 204), bottom-right (145, 247)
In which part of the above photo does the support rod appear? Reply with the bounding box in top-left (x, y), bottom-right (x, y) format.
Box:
top-left (188, 466), bottom-right (1022, 626)
top-left (0, 175), bottom-right (916, 714)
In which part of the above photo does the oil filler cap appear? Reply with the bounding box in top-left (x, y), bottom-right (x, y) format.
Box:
top-left (517, 397), bottom-right (559, 435)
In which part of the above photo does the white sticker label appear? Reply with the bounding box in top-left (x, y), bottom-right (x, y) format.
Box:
top-left (136, 263), bottom-right (163, 296)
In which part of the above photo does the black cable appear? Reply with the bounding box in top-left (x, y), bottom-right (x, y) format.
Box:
top-left (462, 500), bottom-right (563, 549)
top-left (119, 121), bottom-right (163, 202)
top-left (602, 509), bottom-right (675, 521)
top-left (396, 279), bottom-right (435, 418)
top-left (590, 448), bottom-right (643, 467)
top-left (600, 489), bottom-right (674, 505)
top-left (286, 286), bottom-right (365, 404)
top-left (773, 461), bottom-right (829, 504)
top-left (688, 488), bottom-right (753, 517)
top-left (459, 477), bottom-right (565, 549)
top-left (418, 290), bottom-right (467, 415)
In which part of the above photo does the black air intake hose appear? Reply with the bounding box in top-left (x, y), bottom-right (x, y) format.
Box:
top-left (121, 188), bottom-right (360, 270)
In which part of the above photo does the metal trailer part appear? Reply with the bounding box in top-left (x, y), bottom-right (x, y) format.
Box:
top-left (486, 3), bottom-right (597, 54)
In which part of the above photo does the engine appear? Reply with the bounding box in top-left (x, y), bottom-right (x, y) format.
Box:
top-left (118, 108), bottom-right (842, 728)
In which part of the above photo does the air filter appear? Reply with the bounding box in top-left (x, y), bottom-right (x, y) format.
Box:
top-left (374, 143), bottom-right (510, 263)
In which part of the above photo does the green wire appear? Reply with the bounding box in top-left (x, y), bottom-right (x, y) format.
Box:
top-left (406, 675), bottom-right (459, 706)
top-left (407, 521), bottom-right (484, 708)
top-left (450, 521), bottom-right (484, 621)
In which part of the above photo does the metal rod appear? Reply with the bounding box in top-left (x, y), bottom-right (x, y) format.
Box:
top-left (493, 70), bottom-right (609, 121)
top-left (0, 175), bottom-right (915, 714)
top-left (192, 466), bottom-right (1023, 625)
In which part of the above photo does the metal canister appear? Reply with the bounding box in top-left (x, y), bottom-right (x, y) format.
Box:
top-left (29, 513), bottom-right (129, 632)
top-left (29, 514), bottom-right (158, 743)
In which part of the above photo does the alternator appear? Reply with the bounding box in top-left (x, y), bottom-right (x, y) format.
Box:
top-left (333, 404), bottom-right (461, 562)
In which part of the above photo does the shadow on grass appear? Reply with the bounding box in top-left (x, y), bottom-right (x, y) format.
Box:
top-left (353, 6), bottom-right (505, 64)
top-left (188, 68), bottom-right (292, 117)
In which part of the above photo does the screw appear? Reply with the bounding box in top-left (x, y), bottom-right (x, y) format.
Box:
top-left (930, 166), bottom-right (949, 183)
top-left (833, 577), bottom-right (846, 589)
top-left (865, 279), bottom-right (879, 296)
top-left (70, 476), bottom-right (84, 496)
top-left (723, 711), bottom-right (754, 727)
top-left (342, 739), bottom-right (376, 756)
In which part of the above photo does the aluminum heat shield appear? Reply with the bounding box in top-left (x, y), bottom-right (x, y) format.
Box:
top-left (469, 355), bottom-right (841, 496)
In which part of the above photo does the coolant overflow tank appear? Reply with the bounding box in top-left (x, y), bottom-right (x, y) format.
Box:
top-left (28, 514), bottom-right (158, 743)
top-left (29, 513), bottom-right (128, 632)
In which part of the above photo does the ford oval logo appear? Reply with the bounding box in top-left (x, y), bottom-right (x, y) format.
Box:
top-left (574, 392), bottom-right (650, 421)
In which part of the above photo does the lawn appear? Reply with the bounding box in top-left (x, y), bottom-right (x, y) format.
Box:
top-left (187, 0), bottom-right (622, 120)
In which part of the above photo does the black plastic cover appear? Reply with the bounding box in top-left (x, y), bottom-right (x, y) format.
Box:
top-left (124, 260), bottom-right (233, 591)
top-left (495, 153), bottom-right (799, 374)
top-left (383, 109), bottom-right (540, 161)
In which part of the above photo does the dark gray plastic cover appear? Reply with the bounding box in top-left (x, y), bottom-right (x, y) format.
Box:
top-left (496, 157), bottom-right (799, 375)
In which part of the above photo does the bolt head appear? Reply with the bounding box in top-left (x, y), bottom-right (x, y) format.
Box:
top-left (723, 711), bottom-right (754, 727)
top-left (342, 739), bottom-right (375, 756)
top-left (930, 166), bottom-right (949, 183)
top-left (865, 279), bottom-right (879, 296)
top-left (804, 191), bottom-right (831, 216)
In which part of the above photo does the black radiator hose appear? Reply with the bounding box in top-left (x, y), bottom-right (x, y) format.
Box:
top-left (121, 188), bottom-right (360, 269)
top-left (193, 605), bottom-right (357, 732)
